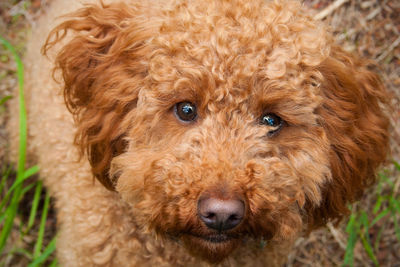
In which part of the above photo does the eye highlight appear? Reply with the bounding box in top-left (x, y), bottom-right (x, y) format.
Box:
top-left (260, 113), bottom-right (283, 135)
top-left (174, 101), bottom-right (197, 122)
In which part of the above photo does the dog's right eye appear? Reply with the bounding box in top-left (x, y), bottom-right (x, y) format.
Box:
top-left (260, 113), bottom-right (283, 135)
top-left (174, 102), bottom-right (197, 122)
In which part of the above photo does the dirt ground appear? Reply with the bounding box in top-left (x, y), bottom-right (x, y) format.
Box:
top-left (0, 0), bottom-right (399, 266)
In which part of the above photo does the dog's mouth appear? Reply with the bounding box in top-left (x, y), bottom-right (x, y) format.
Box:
top-left (180, 232), bottom-right (241, 263)
top-left (190, 233), bottom-right (234, 243)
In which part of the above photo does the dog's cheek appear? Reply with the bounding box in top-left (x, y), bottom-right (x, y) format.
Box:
top-left (242, 126), bottom-right (332, 237)
top-left (112, 152), bottom-right (149, 207)
top-left (241, 157), bottom-right (312, 240)
top-left (271, 126), bottom-right (332, 204)
top-left (113, 150), bottom-right (200, 232)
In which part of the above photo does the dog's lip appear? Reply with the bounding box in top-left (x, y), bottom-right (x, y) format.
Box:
top-left (189, 233), bottom-right (235, 243)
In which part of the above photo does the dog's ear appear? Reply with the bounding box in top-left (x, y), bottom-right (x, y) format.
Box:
top-left (308, 45), bottom-right (390, 227)
top-left (43, 2), bottom-right (153, 190)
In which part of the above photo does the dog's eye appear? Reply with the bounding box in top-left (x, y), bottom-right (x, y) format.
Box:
top-left (174, 102), bottom-right (197, 122)
top-left (260, 113), bottom-right (283, 134)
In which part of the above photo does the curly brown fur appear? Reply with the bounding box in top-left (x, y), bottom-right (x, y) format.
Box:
top-left (9, 0), bottom-right (389, 265)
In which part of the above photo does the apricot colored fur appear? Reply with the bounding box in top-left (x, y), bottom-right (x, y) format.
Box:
top-left (8, 0), bottom-right (389, 265)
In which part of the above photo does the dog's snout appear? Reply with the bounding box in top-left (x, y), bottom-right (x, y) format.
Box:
top-left (198, 197), bottom-right (244, 231)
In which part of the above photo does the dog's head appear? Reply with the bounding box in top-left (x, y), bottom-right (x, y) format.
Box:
top-left (44, 0), bottom-right (389, 263)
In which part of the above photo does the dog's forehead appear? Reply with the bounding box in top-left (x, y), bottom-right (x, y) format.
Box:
top-left (143, 0), bottom-right (331, 102)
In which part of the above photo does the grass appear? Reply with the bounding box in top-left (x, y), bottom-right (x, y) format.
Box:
top-left (0, 36), bottom-right (56, 267)
top-left (343, 161), bottom-right (400, 266)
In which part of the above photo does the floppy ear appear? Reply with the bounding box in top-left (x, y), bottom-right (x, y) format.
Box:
top-left (43, 2), bottom-right (153, 190)
top-left (308, 45), bottom-right (390, 227)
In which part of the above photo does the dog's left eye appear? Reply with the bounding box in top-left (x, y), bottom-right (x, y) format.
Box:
top-left (260, 113), bottom-right (283, 134)
top-left (174, 101), bottom-right (197, 122)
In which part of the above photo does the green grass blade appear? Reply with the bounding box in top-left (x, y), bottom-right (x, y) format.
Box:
top-left (19, 182), bottom-right (36, 201)
top-left (343, 213), bottom-right (359, 267)
top-left (360, 233), bottom-right (378, 266)
top-left (33, 190), bottom-right (50, 258)
top-left (392, 212), bottom-right (400, 241)
top-left (0, 165), bottom-right (39, 215)
top-left (0, 36), bottom-right (26, 253)
top-left (0, 192), bottom-right (21, 247)
top-left (378, 173), bottom-right (394, 188)
top-left (0, 37), bottom-right (26, 175)
top-left (48, 258), bottom-right (58, 267)
top-left (23, 165), bottom-right (40, 180)
top-left (375, 174), bottom-right (385, 196)
top-left (25, 181), bottom-right (43, 234)
top-left (0, 189), bottom-right (16, 216)
top-left (372, 195), bottom-right (383, 214)
top-left (373, 223), bottom-right (385, 252)
top-left (0, 166), bottom-right (12, 197)
top-left (393, 160), bottom-right (400, 171)
top-left (0, 95), bottom-right (12, 106)
top-left (28, 236), bottom-right (57, 267)
top-left (7, 165), bottom-right (40, 194)
top-left (359, 212), bottom-right (370, 240)
top-left (390, 196), bottom-right (400, 214)
top-left (370, 208), bottom-right (390, 227)
top-left (10, 247), bottom-right (33, 260)
top-left (359, 212), bottom-right (378, 266)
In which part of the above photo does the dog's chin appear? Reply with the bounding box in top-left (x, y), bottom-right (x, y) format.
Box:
top-left (181, 233), bottom-right (240, 263)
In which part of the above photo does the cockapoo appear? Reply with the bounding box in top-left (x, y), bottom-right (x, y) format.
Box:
top-left (8, 0), bottom-right (389, 265)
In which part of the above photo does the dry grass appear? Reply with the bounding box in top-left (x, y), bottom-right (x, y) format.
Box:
top-left (0, 0), bottom-right (399, 266)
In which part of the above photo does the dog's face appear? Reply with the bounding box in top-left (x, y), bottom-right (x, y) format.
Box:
top-left (45, 0), bottom-right (389, 263)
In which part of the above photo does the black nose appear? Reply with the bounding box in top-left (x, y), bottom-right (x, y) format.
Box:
top-left (198, 197), bottom-right (245, 231)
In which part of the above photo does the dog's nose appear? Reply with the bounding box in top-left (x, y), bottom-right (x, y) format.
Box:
top-left (198, 197), bottom-right (244, 231)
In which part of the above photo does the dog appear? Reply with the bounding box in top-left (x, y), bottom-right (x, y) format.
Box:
top-left (8, 0), bottom-right (389, 265)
